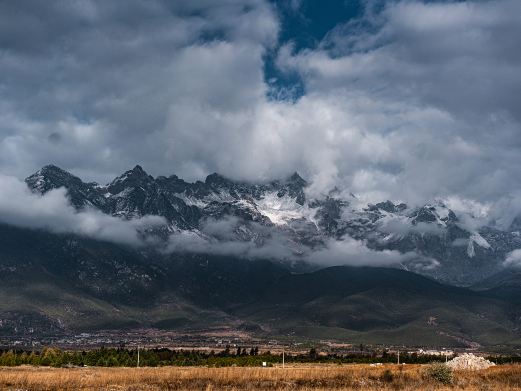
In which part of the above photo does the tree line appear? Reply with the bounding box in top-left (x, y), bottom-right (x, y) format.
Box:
top-left (0, 346), bottom-right (518, 367)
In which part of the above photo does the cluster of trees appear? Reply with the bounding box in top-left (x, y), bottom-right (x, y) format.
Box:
top-left (0, 346), bottom-right (272, 367)
top-left (0, 346), bottom-right (517, 367)
top-left (487, 355), bottom-right (521, 365)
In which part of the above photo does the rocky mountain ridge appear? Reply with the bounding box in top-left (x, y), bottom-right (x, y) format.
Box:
top-left (24, 164), bottom-right (521, 286)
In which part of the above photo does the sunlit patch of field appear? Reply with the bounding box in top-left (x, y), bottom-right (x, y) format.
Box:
top-left (0, 363), bottom-right (520, 390)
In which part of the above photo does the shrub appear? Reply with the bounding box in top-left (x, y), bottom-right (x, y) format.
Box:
top-left (425, 363), bottom-right (454, 384)
top-left (380, 369), bottom-right (394, 383)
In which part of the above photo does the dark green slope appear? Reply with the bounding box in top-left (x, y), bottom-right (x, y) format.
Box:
top-left (230, 266), bottom-right (518, 346)
top-left (472, 269), bottom-right (521, 305)
top-left (0, 224), bottom-right (520, 347)
top-left (0, 224), bottom-right (289, 335)
top-left (0, 224), bottom-right (165, 305)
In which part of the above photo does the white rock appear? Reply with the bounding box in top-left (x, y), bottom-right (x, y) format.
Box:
top-left (446, 353), bottom-right (495, 370)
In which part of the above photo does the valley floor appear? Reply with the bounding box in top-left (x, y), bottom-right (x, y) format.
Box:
top-left (0, 364), bottom-right (520, 390)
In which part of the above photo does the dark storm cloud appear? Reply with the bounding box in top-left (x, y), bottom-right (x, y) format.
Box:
top-left (0, 0), bottom-right (278, 182)
top-left (1, 0), bottom-right (521, 224)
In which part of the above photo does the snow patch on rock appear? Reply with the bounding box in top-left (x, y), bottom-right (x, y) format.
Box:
top-left (467, 233), bottom-right (491, 258)
top-left (256, 192), bottom-right (317, 226)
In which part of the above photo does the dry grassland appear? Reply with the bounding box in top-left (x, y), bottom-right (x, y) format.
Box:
top-left (0, 363), bottom-right (520, 390)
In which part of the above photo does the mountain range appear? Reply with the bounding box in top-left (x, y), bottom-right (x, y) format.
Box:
top-left (0, 164), bottom-right (520, 348)
top-left (25, 164), bottom-right (521, 285)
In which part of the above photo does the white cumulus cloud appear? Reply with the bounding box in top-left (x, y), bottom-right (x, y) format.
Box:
top-left (0, 174), bottom-right (165, 245)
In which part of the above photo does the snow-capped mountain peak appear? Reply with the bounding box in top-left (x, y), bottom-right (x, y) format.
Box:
top-left (23, 165), bottom-right (521, 286)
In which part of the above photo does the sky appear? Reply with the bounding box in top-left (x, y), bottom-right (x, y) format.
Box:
top-left (1, 0), bottom-right (521, 217)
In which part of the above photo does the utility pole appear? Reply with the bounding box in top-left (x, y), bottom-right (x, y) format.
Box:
top-left (282, 346), bottom-right (285, 369)
top-left (397, 350), bottom-right (400, 365)
top-left (137, 345), bottom-right (140, 368)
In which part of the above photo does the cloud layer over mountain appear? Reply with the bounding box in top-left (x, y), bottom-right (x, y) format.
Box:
top-left (0, 171), bottom-right (423, 269)
top-left (1, 0), bottom-right (521, 219)
top-left (0, 174), bottom-right (164, 245)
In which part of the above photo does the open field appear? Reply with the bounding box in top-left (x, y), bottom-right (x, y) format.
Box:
top-left (0, 364), bottom-right (521, 390)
